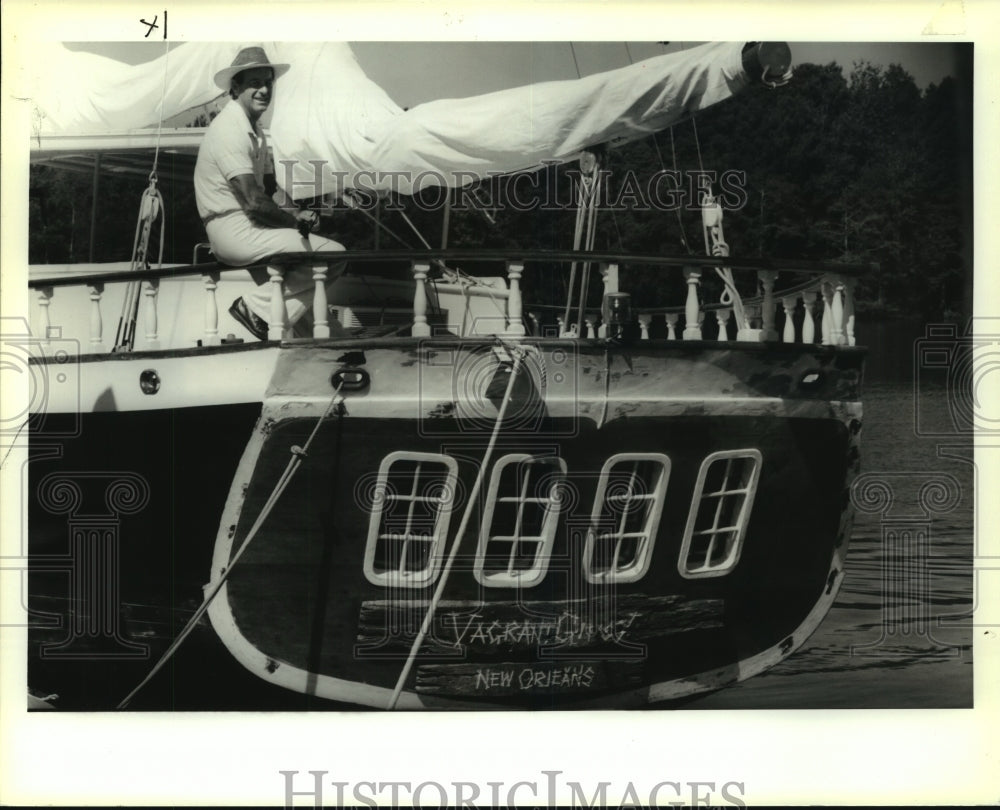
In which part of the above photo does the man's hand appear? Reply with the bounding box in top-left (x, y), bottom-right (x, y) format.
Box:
top-left (296, 209), bottom-right (319, 237)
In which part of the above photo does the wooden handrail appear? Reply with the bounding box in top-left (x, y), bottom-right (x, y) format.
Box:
top-left (29, 248), bottom-right (868, 348)
top-left (27, 249), bottom-right (878, 289)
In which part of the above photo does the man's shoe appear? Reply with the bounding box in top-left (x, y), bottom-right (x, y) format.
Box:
top-left (742, 42), bottom-right (793, 88)
top-left (229, 297), bottom-right (269, 340)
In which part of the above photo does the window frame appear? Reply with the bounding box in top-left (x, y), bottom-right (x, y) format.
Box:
top-left (583, 452), bottom-right (672, 585)
top-left (678, 449), bottom-right (762, 580)
top-left (473, 454), bottom-right (568, 588)
top-left (362, 451), bottom-right (459, 588)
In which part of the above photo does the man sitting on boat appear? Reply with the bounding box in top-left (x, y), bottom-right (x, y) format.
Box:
top-left (194, 46), bottom-right (345, 340)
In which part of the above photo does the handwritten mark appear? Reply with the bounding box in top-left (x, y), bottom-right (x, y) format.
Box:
top-left (140, 10), bottom-right (167, 39)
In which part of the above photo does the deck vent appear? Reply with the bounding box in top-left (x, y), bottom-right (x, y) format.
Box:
top-left (474, 455), bottom-right (567, 588)
top-left (583, 453), bottom-right (671, 584)
top-left (363, 452), bottom-right (458, 588)
top-left (679, 449), bottom-right (762, 579)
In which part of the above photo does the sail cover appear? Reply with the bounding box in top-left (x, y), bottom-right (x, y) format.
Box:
top-left (28, 41), bottom-right (750, 198)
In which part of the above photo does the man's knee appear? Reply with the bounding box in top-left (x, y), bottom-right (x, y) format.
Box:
top-left (310, 236), bottom-right (344, 252)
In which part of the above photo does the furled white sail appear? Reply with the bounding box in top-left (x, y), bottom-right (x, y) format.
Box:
top-left (28, 42), bottom-right (243, 134)
top-left (268, 41), bottom-right (748, 197)
top-left (28, 41), bottom-right (750, 198)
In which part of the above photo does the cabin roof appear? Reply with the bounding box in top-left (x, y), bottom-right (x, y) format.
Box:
top-left (29, 128), bottom-right (209, 183)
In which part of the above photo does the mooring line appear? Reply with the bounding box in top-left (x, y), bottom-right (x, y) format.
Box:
top-left (386, 341), bottom-right (525, 709)
top-left (117, 383), bottom-right (345, 709)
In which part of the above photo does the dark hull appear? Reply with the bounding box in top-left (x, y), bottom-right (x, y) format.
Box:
top-left (27, 337), bottom-right (864, 709)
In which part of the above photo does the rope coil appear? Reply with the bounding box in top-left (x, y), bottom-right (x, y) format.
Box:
top-left (113, 40), bottom-right (171, 353)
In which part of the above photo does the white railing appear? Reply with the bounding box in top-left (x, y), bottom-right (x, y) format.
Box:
top-left (30, 253), bottom-right (862, 351)
top-left (636, 271), bottom-right (855, 346)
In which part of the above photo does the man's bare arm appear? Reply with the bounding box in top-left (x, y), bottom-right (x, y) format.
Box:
top-left (229, 174), bottom-right (307, 230)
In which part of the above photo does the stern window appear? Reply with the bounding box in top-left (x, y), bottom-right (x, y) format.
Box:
top-left (474, 455), bottom-right (567, 588)
top-left (363, 452), bottom-right (458, 588)
top-left (679, 449), bottom-right (761, 579)
top-left (584, 453), bottom-right (671, 584)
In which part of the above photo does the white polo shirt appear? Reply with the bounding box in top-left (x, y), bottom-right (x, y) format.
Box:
top-left (194, 100), bottom-right (272, 222)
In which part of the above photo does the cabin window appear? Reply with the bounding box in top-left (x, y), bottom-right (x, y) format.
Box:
top-left (583, 453), bottom-right (671, 584)
top-left (363, 452), bottom-right (458, 588)
top-left (679, 450), bottom-right (762, 579)
top-left (474, 455), bottom-right (567, 588)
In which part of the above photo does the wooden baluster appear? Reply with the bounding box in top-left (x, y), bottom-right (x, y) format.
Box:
top-left (682, 267), bottom-right (702, 340)
top-left (844, 277), bottom-right (857, 346)
top-left (37, 286), bottom-right (53, 341)
top-left (830, 274), bottom-right (846, 345)
top-left (312, 264), bottom-right (330, 339)
top-left (584, 313), bottom-right (597, 339)
top-left (143, 279), bottom-right (160, 350)
top-left (820, 279), bottom-right (835, 346)
top-left (600, 262), bottom-right (619, 338)
top-left (411, 261), bottom-right (431, 337)
top-left (267, 266), bottom-right (286, 340)
top-left (505, 262), bottom-right (526, 336)
top-left (600, 263), bottom-right (619, 296)
top-left (202, 271), bottom-right (220, 346)
top-left (88, 283), bottom-right (104, 351)
top-left (665, 313), bottom-right (679, 341)
top-left (758, 270), bottom-right (779, 341)
top-left (715, 308), bottom-right (731, 341)
top-left (801, 289), bottom-right (817, 344)
top-left (638, 313), bottom-right (651, 340)
top-left (736, 302), bottom-right (757, 342)
top-left (781, 295), bottom-right (797, 343)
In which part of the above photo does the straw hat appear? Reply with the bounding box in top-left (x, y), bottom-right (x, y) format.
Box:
top-left (214, 46), bottom-right (290, 90)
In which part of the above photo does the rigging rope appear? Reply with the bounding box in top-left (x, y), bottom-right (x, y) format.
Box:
top-left (113, 179), bottom-right (165, 352)
top-left (113, 41), bottom-right (171, 353)
top-left (575, 168), bottom-right (602, 333)
top-left (702, 187), bottom-right (749, 332)
top-left (562, 150), bottom-right (602, 334)
top-left (667, 128), bottom-right (694, 254)
top-left (387, 340), bottom-right (525, 710)
top-left (116, 383), bottom-right (346, 709)
top-left (343, 190), bottom-right (413, 249)
top-left (689, 106), bottom-right (750, 333)
top-left (691, 115), bottom-right (705, 175)
top-left (149, 41), bottom-right (171, 181)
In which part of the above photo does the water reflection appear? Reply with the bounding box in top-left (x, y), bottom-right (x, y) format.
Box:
top-left (691, 321), bottom-right (975, 709)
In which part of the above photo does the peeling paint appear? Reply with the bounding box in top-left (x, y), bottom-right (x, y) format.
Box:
top-left (265, 658), bottom-right (279, 673)
top-left (426, 401), bottom-right (456, 419)
top-left (614, 402), bottom-right (641, 419)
